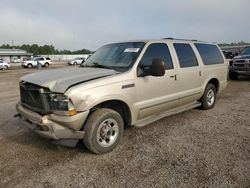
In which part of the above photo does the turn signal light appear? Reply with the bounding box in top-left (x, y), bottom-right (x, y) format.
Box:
top-left (68, 109), bottom-right (77, 116)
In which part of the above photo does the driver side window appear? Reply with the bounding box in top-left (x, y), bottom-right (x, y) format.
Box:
top-left (139, 43), bottom-right (173, 70)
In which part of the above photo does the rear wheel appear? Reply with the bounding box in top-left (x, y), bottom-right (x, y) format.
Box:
top-left (27, 64), bottom-right (33, 68)
top-left (73, 62), bottom-right (77, 66)
top-left (229, 71), bottom-right (238, 80)
top-left (83, 108), bottom-right (124, 154)
top-left (200, 83), bottom-right (217, 110)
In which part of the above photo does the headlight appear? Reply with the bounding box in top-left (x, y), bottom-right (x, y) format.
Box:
top-left (49, 93), bottom-right (77, 116)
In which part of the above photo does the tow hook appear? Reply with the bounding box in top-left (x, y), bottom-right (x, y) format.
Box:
top-left (14, 113), bottom-right (21, 118)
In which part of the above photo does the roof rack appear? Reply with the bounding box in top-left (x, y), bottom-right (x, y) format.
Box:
top-left (162, 38), bottom-right (199, 42)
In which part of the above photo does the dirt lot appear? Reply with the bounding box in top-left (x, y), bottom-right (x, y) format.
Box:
top-left (0, 65), bottom-right (250, 188)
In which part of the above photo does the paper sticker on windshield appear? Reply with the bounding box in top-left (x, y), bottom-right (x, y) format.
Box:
top-left (124, 48), bottom-right (140, 53)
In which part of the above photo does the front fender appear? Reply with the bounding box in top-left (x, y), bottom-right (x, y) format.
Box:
top-left (79, 94), bottom-right (137, 125)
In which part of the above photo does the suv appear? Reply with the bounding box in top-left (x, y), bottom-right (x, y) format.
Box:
top-left (22, 57), bottom-right (51, 68)
top-left (16, 39), bottom-right (227, 154)
top-left (68, 57), bottom-right (86, 66)
top-left (229, 46), bottom-right (250, 80)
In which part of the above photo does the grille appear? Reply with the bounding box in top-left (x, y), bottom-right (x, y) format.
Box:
top-left (234, 59), bottom-right (246, 63)
top-left (20, 82), bottom-right (50, 115)
top-left (233, 63), bottom-right (245, 68)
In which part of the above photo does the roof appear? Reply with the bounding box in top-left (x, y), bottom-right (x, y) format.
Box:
top-left (0, 48), bottom-right (33, 56)
top-left (109, 38), bottom-right (212, 45)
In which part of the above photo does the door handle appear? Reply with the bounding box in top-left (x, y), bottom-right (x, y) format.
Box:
top-left (170, 74), bottom-right (177, 81)
top-left (199, 71), bottom-right (202, 77)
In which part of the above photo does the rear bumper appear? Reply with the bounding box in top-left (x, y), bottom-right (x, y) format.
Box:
top-left (16, 102), bottom-right (88, 146)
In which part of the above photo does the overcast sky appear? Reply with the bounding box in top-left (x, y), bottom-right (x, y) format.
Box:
top-left (0, 0), bottom-right (249, 50)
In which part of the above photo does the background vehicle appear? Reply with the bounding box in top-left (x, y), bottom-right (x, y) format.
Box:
top-left (222, 50), bottom-right (235, 59)
top-left (22, 57), bottom-right (51, 68)
top-left (11, 57), bottom-right (22, 63)
top-left (68, 57), bottom-right (86, 65)
top-left (0, 60), bottom-right (11, 70)
top-left (16, 38), bottom-right (227, 154)
top-left (229, 46), bottom-right (250, 80)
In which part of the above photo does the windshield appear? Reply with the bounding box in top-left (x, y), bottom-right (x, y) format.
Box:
top-left (241, 47), bottom-right (250, 55)
top-left (84, 42), bottom-right (145, 71)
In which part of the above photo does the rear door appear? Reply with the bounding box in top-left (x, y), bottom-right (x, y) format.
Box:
top-left (39, 57), bottom-right (45, 65)
top-left (134, 43), bottom-right (179, 119)
top-left (172, 43), bottom-right (203, 106)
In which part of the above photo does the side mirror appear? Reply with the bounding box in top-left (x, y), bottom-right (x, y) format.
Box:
top-left (151, 59), bottom-right (165, 77)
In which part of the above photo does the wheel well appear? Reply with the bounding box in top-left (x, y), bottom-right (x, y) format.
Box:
top-left (90, 100), bottom-right (131, 128)
top-left (208, 78), bottom-right (219, 93)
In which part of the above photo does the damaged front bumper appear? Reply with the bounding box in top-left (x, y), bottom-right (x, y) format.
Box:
top-left (16, 102), bottom-right (89, 147)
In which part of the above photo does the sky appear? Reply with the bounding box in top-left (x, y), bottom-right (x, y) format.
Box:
top-left (0, 0), bottom-right (249, 51)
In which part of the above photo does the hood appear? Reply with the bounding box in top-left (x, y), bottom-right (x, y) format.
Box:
top-left (21, 67), bottom-right (118, 93)
top-left (234, 55), bottom-right (250, 60)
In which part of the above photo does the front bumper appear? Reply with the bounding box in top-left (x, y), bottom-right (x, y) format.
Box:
top-left (16, 102), bottom-right (89, 146)
top-left (229, 67), bottom-right (250, 76)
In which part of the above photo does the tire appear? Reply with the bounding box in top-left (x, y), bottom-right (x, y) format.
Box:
top-left (44, 62), bottom-right (49, 67)
top-left (27, 64), bottom-right (33, 68)
top-left (3, 65), bottom-right (8, 70)
top-left (73, 62), bottom-right (77, 66)
top-left (200, 83), bottom-right (217, 110)
top-left (229, 71), bottom-right (238, 80)
top-left (83, 108), bottom-right (124, 154)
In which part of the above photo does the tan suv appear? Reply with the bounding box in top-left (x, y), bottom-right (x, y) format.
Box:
top-left (16, 38), bottom-right (228, 154)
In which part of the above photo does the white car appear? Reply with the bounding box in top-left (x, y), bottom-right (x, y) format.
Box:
top-left (68, 57), bottom-right (86, 66)
top-left (0, 60), bottom-right (11, 70)
top-left (22, 57), bottom-right (51, 68)
top-left (11, 57), bottom-right (22, 63)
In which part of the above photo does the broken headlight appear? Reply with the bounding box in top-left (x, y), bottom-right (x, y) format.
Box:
top-left (49, 93), bottom-right (77, 116)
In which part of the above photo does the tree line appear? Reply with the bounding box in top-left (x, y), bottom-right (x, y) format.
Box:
top-left (219, 41), bottom-right (250, 47)
top-left (0, 44), bottom-right (93, 55)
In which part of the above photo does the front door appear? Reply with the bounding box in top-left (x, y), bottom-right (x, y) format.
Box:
top-left (134, 43), bottom-right (179, 120)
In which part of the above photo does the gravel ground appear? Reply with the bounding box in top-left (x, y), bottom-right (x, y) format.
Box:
top-left (0, 65), bottom-right (250, 188)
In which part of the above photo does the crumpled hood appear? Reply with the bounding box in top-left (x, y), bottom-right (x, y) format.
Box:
top-left (21, 67), bottom-right (118, 93)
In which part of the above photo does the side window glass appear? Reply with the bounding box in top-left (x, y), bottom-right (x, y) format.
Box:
top-left (140, 43), bottom-right (173, 70)
top-left (174, 43), bottom-right (198, 68)
top-left (194, 43), bottom-right (224, 65)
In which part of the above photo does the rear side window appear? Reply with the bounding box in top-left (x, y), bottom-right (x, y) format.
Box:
top-left (36, 57), bottom-right (44, 61)
top-left (174, 43), bottom-right (198, 68)
top-left (140, 43), bottom-right (173, 69)
top-left (195, 44), bottom-right (224, 65)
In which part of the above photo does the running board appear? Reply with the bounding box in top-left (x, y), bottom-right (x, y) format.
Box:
top-left (135, 102), bottom-right (201, 128)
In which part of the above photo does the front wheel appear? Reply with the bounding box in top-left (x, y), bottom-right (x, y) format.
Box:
top-left (44, 62), bottom-right (49, 67)
top-left (200, 83), bottom-right (217, 110)
top-left (27, 64), bottom-right (33, 68)
top-left (83, 108), bottom-right (124, 154)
